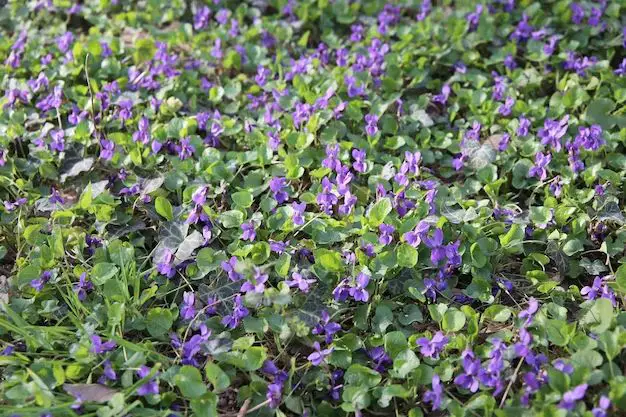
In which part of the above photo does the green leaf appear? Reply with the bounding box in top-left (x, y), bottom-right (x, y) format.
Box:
top-left (391, 349), bottom-right (420, 379)
top-left (191, 392), bottom-right (218, 417)
top-left (368, 198), bottom-right (392, 227)
top-left (219, 210), bottom-right (244, 228)
top-left (482, 305), bottom-right (511, 322)
top-left (344, 364), bottom-right (382, 387)
top-left (383, 331), bottom-right (408, 359)
top-left (314, 249), bottom-right (344, 272)
top-left (232, 191), bottom-right (253, 208)
top-left (562, 239), bottom-right (584, 256)
top-left (146, 308), bottom-right (174, 338)
top-left (175, 366), bottom-right (207, 398)
top-left (242, 347), bottom-right (267, 371)
top-left (442, 308), bottom-right (466, 332)
top-left (155, 197), bottom-right (174, 221)
top-left (91, 263), bottom-right (119, 285)
top-left (396, 244), bottom-right (418, 268)
top-left (580, 298), bottom-right (613, 334)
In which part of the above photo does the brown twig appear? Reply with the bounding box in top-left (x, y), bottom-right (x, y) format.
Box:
top-left (236, 398), bottom-right (251, 417)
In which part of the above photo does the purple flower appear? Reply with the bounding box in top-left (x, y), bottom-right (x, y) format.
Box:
top-left (307, 342), bottom-right (333, 366)
top-left (222, 294), bottom-right (249, 329)
top-left (221, 256), bottom-right (242, 281)
top-left (98, 360), bottom-right (117, 383)
top-left (157, 249), bottom-right (176, 278)
top-left (553, 359), bottom-right (574, 374)
top-left (564, 52), bottom-right (597, 77)
top-left (285, 272), bottom-right (316, 293)
top-left (255, 65), bottom-right (272, 86)
top-left (136, 366), bottom-right (159, 396)
top-left (194, 6), bottom-right (211, 30)
top-left (454, 349), bottom-right (481, 392)
top-left (269, 177), bottom-right (289, 203)
top-left (528, 152), bottom-right (551, 181)
top-left (416, 0), bottom-right (432, 21)
top-left (581, 276), bottom-right (616, 306)
top-left (317, 177), bottom-right (338, 214)
top-left (592, 396), bottom-right (611, 417)
top-left (544, 35), bottom-right (560, 56)
top-left (588, 7), bottom-right (602, 26)
top-left (504, 54), bottom-right (517, 70)
top-left (50, 129), bottom-right (65, 153)
top-left (99, 139), bottom-right (114, 160)
top-left (56, 31), bottom-right (74, 53)
top-left (404, 220), bottom-right (429, 247)
top-left (312, 311), bottom-right (341, 344)
top-left (424, 228), bottom-right (447, 264)
top-left (90, 335), bottom-right (117, 354)
top-left (352, 149), bottom-right (367, 173)
top-left (73, 273), bottom-right (93, 301)
top-left (519, 297), bottom-right (539, 325)
top-left (180, 292), bottom-right (195, 320)
top-left (467, 5), bottom-right (483, 31)
top-left (538, 116), bottom-right (568, 151)
top-left (517, 116), bottom-right (531, 137)
top-left (423, 374), bottom-right (443, 410)
top-left (559, 384), bottom-right (588, 410)
top-left (432, 83), bottom-right (451, 105)
top-left (615, 58), bottom-right (626, 76)
top-left (350, 272), bottom-right (370, 302)
top-left (345, 76), bottom-right (365, 98)
top-left (292, 202), bottom-right (306, 225)
top-left (240, 268), bottom-right (268, 294)
top-left (498, 133), bottom-right (511, 152)
top-left (177, 138), bottom-right (195, 160)
top-left (498, 96), bottom-right (515, 116)
top-left (241, 222), bottom-right (256, 241)
top-left (416, 331), bottom-right (449, 358)
top-left (368, 346), bottom-right (392, 372)
top-left (30, 271), bottom-right (52, 291)
top-left (378, 223), bottom-right (395, 245)
top-left (571, 3), bottom-right (585, 24)
top-left (574, 125), bottom-right (604, 151)
top-left (364, 113), bottom-right (379, 137)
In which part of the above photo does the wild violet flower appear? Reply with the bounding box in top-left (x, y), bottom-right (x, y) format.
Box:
top-left (156, 249), bottom-right (176, 278)
top-left (240, 268), bottom-right (268, 294)
top-left (581, 276), bottom-right (616, 306)
top-left (467, 4), bottom-right (483, 32)
top-left (73, 273), bottom-right (93, 301)
top-left (364, 113), bottom-right (379, 137)
top-left (49, 129), bottom-right (65, 153)
top-left (285, 272), bottom-right (316, 293)
top-left (292, 202), bottom-right (306, 225)
top-left (528, 152), bottom-right (551, 180)
top-left (454, 349), bottom-right (481, 392)
top-left (517, 116), bottom-right (531, 136)
top-left (424, 228), bottom-right (447, 264)
top-left (312, 311), bottom-right (341, 344)
top-left (90, 335), bottom-right (117, 354)
top-left (222, 294), bottom-right (249, 329)
top-left (538, 116), bottom-right (568, 151)
top-left (571, 3), bottom-right (585, 24)
top-left (423, 374), bottom-right (443, 411)
top-left (519, 297), bottom-right (539, 326)
top-left (403, 220), bottom-right (429, 247)
top-left (136, 366), bottom-right (159, 396)
top-left (98, 360), bottom-right (117, 383)
top-left (269, 177), bottom-right (289, 203)
top-left (367, 346), bottom-right (392, 372)
top-left (559, 384), bottom-right (588, 410)
top-left (221, 256), bottom-right (242, 281)
top-left (352, 149), bottom-right (366, 173)
top-left (30, 270), bottom-right (52, 291)
top-left (574, 125), bottom-right (604, 151)
top-left (317, 177), bottom-right (338, 214)
top-left (498, 96), bottom-right (515, 116)
top-left (241, 221), bottom-right (256, 241)
top-left (378, 223), bottom-right (395, 245)
top-left (416, 331), bottom-right (449, 358)
top-left (564, 52), bottom-right (597, 76)
top-left (180, 292), bottom-right (195, 320)
top-left (432, 83), bottom-right (450, 105)
top-left (592, 396), bottom-right (611, 417)
top-left (307, 342), bottom-right (333, 366)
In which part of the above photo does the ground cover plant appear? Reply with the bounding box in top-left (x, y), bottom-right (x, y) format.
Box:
top-left (1, 0), bottom-right (626, 416)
